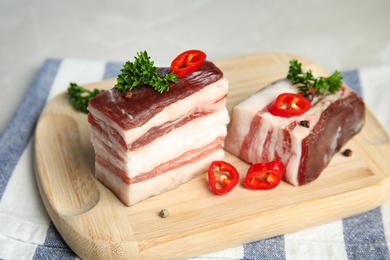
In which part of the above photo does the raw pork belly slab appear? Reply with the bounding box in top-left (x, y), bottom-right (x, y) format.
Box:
top-left (88, 61), bottom-right (229, 206)
top-left (225, 79), bottom-right (365, 186)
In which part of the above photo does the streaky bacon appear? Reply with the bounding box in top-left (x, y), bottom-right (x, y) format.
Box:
top-left (225, 79), bottom-right (365, 186)
top-left (88, 61), bottom-right (230, 206)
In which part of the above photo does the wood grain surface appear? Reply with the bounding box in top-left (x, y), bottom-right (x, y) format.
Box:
top-left (33, 53), bottom-right (390, 260)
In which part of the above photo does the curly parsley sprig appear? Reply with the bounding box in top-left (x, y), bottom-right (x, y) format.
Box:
top-left (67, 83), bottom-right (104, 113)
top-left (115, 51), bottom-right (178, 93)
top-left (287, 59), bottom-right (343, 95)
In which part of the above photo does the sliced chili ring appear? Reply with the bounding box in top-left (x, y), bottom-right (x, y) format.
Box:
top-left (208, 161), bottom-right (239, 195)
top-left (268, 93), bottom-right (311, 118)
top-left (169, 50), bottom-right (206, 77)
top-left (244, 160), bottom-right (285, 190)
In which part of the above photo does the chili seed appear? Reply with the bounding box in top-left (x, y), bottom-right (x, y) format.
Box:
top-left (342, 149), bottom-right (353, 157)
top-left (159, 209), bottom-right (169, 218)
top-left (299, 120), bottom-right (310, 128)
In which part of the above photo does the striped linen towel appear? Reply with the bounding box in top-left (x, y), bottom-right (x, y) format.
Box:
top-left (1, 58), bottom-right (389, 260)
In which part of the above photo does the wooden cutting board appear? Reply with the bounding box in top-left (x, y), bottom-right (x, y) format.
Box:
top-left (34, 53), bottom-right (390, 260)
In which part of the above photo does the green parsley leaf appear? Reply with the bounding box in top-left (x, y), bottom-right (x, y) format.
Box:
top-left (115, 51), bottom-right (178, 93)
top-left (67, 82), bottom-right (104, 113)
top-left (287, 59), bottom-right (343, 95)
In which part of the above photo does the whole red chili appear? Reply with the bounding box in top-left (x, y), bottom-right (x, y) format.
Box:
top-left (208, 161), bottom-right (239, 195)
top-left (169, 50), bottom-right (206, 77)
top-left (244, 160), bottom-right (285, 190)
top-left (268, 93), bottom-right (311, 118)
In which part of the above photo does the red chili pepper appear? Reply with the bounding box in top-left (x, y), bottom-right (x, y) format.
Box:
top-left (268, 93), bottom-right (311, 118)
top-left (208, 161), bottom-right (239, 195)
top-left (244, 160), bottom-right (285, 190)
top-left (169, 50), bottom-right (207, 77)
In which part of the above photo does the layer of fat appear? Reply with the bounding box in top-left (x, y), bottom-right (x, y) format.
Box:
top-left (124, 110), bottom-right (228, 177)
top-left (95, 148), bottom-right (225, 206)
top-left (243, 114), bottom-right (303, 186)
top-left (88, 78), bottom-right (229, 144)
top-left (225, 79), bottom-right (298, 155)
top-left (226, 79), bottom-right (351, 186)
top-left (91, 108), bottom-right (229, 178)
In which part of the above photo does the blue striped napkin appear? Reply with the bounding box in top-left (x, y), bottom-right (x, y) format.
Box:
top-left (1, 58), bottom-right (389, 260)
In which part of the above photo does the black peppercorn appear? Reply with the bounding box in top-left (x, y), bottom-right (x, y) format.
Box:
top-left (342, 149), bottom-right (352, 157)
top-left (299, 120), bottom-right (310, 128)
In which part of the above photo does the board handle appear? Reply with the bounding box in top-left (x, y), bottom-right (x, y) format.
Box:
top-left (34, 114), bottom-right (140, 259)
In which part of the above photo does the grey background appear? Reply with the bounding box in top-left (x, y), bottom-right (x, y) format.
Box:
top-left (1, 0), bottom-right (389, 131)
